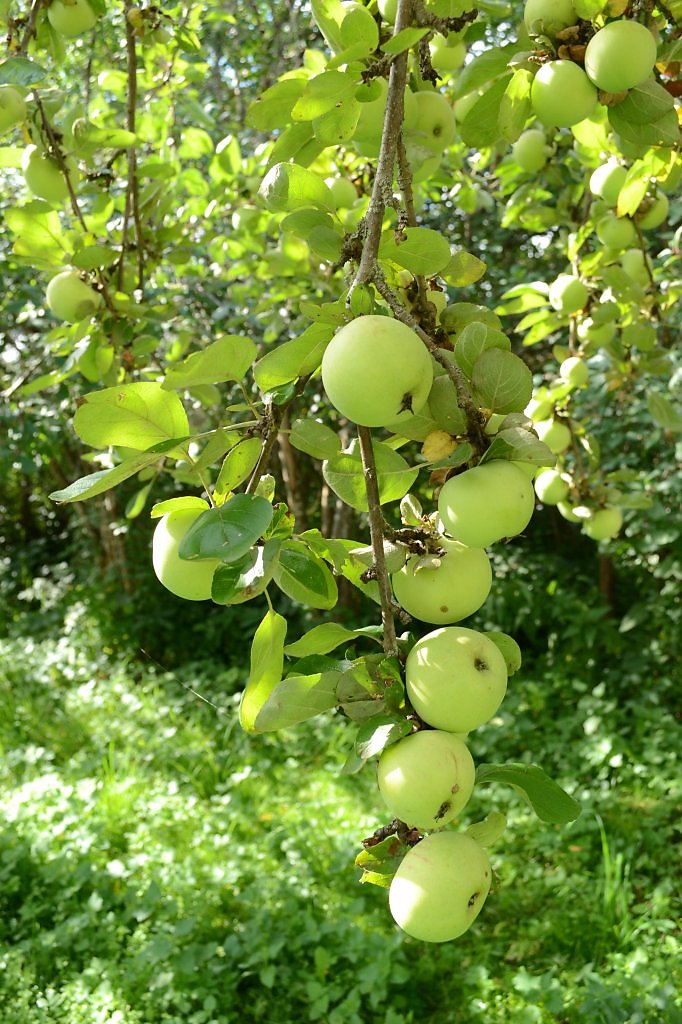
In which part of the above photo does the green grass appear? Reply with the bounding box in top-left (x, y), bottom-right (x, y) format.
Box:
top-left (1, 620), bottom-right (680, 1024)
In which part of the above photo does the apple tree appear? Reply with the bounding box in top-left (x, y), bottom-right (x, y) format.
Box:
top-left (1, 0), bottom-right (679, 942)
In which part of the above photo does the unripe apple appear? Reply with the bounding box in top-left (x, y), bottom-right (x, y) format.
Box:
top-left (621, 321), bottom-right (656, 351)
top-left (0, 86), bottom-right (26, 133)
top-left (584, 20), bottom-right (657, 93)
top-left (409, 91), bottom-right (456, 153)
top-left (511, 128), bottom-right (548, 173)
top-left (378, 0), bottom-right (397, 23)
top-left (548, 274), bottom-right (589, 314)
top-left (589, 160), bottom-right (627, 205)
top-left (636, 191), bottom-right (669, 230)
top-left (389, 832), bottom-right (492, 942)
top-left (46, 270), bottom-right (103, 322)
top-left (429, 34), bottom-right (466, 74)
top-left (525, 396), bottom-right (554, 422)
top-left (152, 509), bottom-right (221, 601)
top-left (326, 175), bottom-right (357, 211)
top-left (22, 145), bottom-right (79, 204)
top-left (392, 537), bottom-right (492, 625)
top-left (47, 0), bottom-right (98, 36)
top-left (560, 356), bottom-right (589, 387)
top-left (577, 318), bottom-right (616, 347)
top-left (438, 461), bottom-right (535, 548)
top-left (534, 418), bottom-right (571, 454)
top-left (530, 61), bottom-right (597, 128)
top-left (596, 213), bottom-right (636, 249)
top-left (582, 506), bottom-right (623, 541)
top-left (523, 0), bottom-right (577, 37)
top-left (557, 500), bottom-right (582, 523)
top-left (534, 468), bottom-right (570, 505)
top-left (354, 79), bottom-right (417, 156)
top-left (406, 625), bottom-right (508, 733)
top-left (620, 248), bottom-right (648, 284)
top-left (321, 315), bottom-right (433, 428)
top-left (377, 730), bottom-right (475, 831)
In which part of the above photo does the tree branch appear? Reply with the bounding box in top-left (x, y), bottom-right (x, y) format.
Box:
top-left (357, 426), bottom-right (398, 657)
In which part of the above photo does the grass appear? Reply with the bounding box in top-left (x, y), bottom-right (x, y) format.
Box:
top-left (0, 610), bottom-right (680, 1024)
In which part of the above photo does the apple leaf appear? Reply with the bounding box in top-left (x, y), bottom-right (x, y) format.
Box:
top-left (498, 68), bottom-right (532, 143)
top-left (454, 322), bottom-right (511, 379)
top-left (5, 206), bottom-right (67, 267)
top-left (312, 98), bottom-right (361, 145)
top-left (179, 493), bottom-right (274, 562)
top-left (253, 670), bottom-right (341, 732)
top-left (49, 452), bottom-right (161, 504)
top-left (646, 391), bottom-right (682, 432)
top-left (322, 440), bottom-right (419, 512)
top-left (608, 106), bottom-right (680, 149)
top-left (150, 496), bottom-right (209, 518)
top-left (452, 44), bottom-right (516, 100)
top-left (246, 78), bottom-right (307, 130)
top-left (272, 538), bottom-right (339, 610)
top-left (291, 70), bottom-right (357, 121)
top-left (466, 811), bottom-right (507, 847)
top-left (258, 161), bottom-right (335, 214)
top-left (310, 0), bottom-right (346, 53)
top-left (284, 622), bottom-right (383, 658)
top-left (240, 609), bottom-right (288, 733)
top-left (460, 74), bottom-right (512, 148)
top-left (612, 79), bottom-right (674, 127)
top-left (354, 715), bottom-right (413, 764)
top-left (0, 56), bottom-right (47, 85)
top-left (211, 539), bottom-right (281, 605)
top-left (215, 436), bottom-right (263, 495)
top-left (281, 209), bottom-right (334, 236)
top-left (340, 4), bottom-right (379, 52)
top-left (481, 427), bottom-right (556, 467)
top-left (380, 227), bottom-right (451, 277)
top-left (355, 834), bottom-right (410, 887)
top-left (381, 27), bottom-right (429, 54)
top-left (476, 762), bottom-right (581, 824)
top-left (74, 383), bottom-right (190, 451)
top-left (289, 417), bottom-right (341, 460)
top-left (253, 323), bottom-right (334, 391)
top-left (301, 532), bottom-right (381, 604)
top-left (163, 335), bottom-right (256, 390)
top-left (471, 349), bottom-right (533, 414)
top-left (441, 250), bottom-right (487, 287)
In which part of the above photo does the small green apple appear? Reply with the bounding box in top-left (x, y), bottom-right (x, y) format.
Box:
top-left (354, 79), bottom-right (417, 156)
top-left (429, 34), bottom-right (466, 74)
top-left (557, 500), bottom-right (582, 523)
top-left (392, 537), bottom-right (492, 625)
top-left (438, 461), bottom-right (535, 548)
top-left (548, 274), bottom-right (589, 314)
top-left (22, 145), bottom-right (79, 204)
top-left (589, 160), bottom-right (627, 205)
top-left (406, 625), bottom-right (508, 733)
top-left (620, 248), bottom-right (648, 284)
top-left (577, 317), bottom-right (616, 348)
top-left (389, 832), bottom-right (492, 942)
top-left (534, 468), bottom-right (570, 505)
top-left (582, 506), bottom-right (623, 541)
top-left (0, 86), bottom-right (26, 133)
top-left (377, 730), bottom-right (475, 831)
top-left (534, 418), bottom-right (571, 454)
top-left (584, 20), bottom-right (657, 93)
top-left (46, 270), bottom-right (103, 322)
top-left (511, 128), bottom-right (549, 173)
top-left (378, 0), bottom-right (398, 23)
top-left (153, 508), bottom-right (221, 601)
top-left (530, 61), bottom-right (597, 128)
top-left (596, 212), bottom-right (636, 249)
top-left (560, 356), bottom-right (589, 388)
top-left (321, 315), bottom-right (433, 428)
top-left (47, 0), bottom-right (98, 36)
top-left (408, 91), bottom-right (456, 153)
top-left (523, 0), bottom-right (577, 37)
top-left (635, 191), bottom-right (669, 230)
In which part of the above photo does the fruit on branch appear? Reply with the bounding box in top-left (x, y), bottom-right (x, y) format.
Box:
top-left (389, 832), bottom-right (492, 942)
top-left (438, 461), bottom-right (535, 548)
top-left (46, 270), bottom-right (103, 322)
top-left (584, 20), bottom-right (657, 94)
top-left (392, 537), bottom-right (492, 625)
top-left (353, 79), bottom-right (417, 157)
top-left (152, 509), bottom-right (221, 601)
top-left (326, 175), bottom-right (357, 211)
top-left (429, 34), bottom-right (466, 74)
top-left (577, 317), bottom-right (616, 348)
top-left (620, 248), bottom-right (649, 284)
top-left (595, 213), bottom-right (636, 249)
top-left (0, 86), bottom-right (26, 133)
top-left (582, 506), bottom-right (623, 541)
top-left (534, 418), bottom-right (571, 455)
top-left (589, 160), bottom-right (627, 205)
top-left (523, 0), bottom-right (577, 37)
top-left (377, 730), bottom-right (475, 831)
top-left (548, 274), bottom-right (589, 315)
top-left (560, 356), bottom-right (589, 388)
top-left (408, 91), bottom-right (456, 153)
top-left (22, 145), bottom-right (79, 204)
top-left (511, 128), bottom-right (549, 173)
top-left (47, 0), bottom-right (98, 36)
top-left (636, 191), bottom-right (669, 230)
top-left (377, 0), bottom-right (397, 23)
top-left (534, 468), bottom-right (570, 505)
top-left (530, 61), bottom-right (597, 128)
top-left (406, 625), bottom-right (508, 733)
top-left (321, 314), bottom-right (433, 428)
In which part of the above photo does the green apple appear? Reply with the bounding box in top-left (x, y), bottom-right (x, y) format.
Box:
top-left (584, 20), bottom-right (657, 93)
top-left (378, 0), bottom-right (397, 23)
top-left (152, 508), bottom-right (221, 601)
top-left (530, 61), bottom-right (597, 128)
top-left (429, 34), bottom-right (466, 74)
top-left (560, 356), bottom-right (589, 387)
top-left (534, 418), bottom-right (571, 454)
top-left (582, 506), bottom-right (623, 541)
top-left (321, 315), bottom-right (433, 428)
top-left (523, 0), bottom-right (577, 37)
top-left (525, 396), bottom-right (554, 422)
top-left (0, 86), bottom-right (26, 133)
top-left (621, 321), bottom-right (656, 351)
top-left (389, 832), bottom-right (492, 942)
top-left (354, 79), bottom-right (417, 156)
top-left (406, 625), bottom-right (508, 732)
top-left (326, 175), bottom-right (357, 210)
top-left (577, 318), bottom-right (616, 347)
top-left (46, 270), bottom-right (103, 322)
top-left (596, 213), bottom-right (636, 249)
top-left (47, 0), bottom-right (98, 36)
top-left (589, 160), bottom-right (627, 205)
top-left (557, 500), bottom-right (582, 523)
top-left (534, 468), bottom-right (570, 505)
top-left (438, 461), bottom-right (535, 548)
top-left (636, 190), bottom-right (669, 230)
top-left (377, 730), bottom-right (475, 831)
top-left (408, 91), bottom-right (456, 153)
top-left (511, 128), bottom-right (548, 173)
top-left (548, 274), bottom-right (589, 314)
top-left (392, 537), bottom-right (492, 625)
top-left (22, 145), bottom-right (79, 204)
top-left (620, 248), bottom-right (648, 284)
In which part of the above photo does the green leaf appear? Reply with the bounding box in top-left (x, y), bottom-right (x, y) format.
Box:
top-left (5, 206), bottom-right (67, 267)
top-left (215, 437), bottom-right (263, 495)
top-left (608, 105), bottom-right (680, 149)
top-left (441, 250), bottom-right (487, 287)
top-left (454, 322), bottom-right (511, 379)
top-left (73, 383), bottom-right (190, 451)
top-left (355, 833), bottom-right (409, 886)
top-left (71, 244), bottom-right (118, 270)
top-left (471, 349), bottom-right (533, 414)
top-left (246, 77), bottom-right (307, 130)
top-left (49, 453), bottom-right (161, 504)
top-left (381, 26), bottom-right (429, 54)
top-left (452, 45), bottom-right (514, 100)
top-left (240, 610), bottom-right (288, 732)
top-left (310, 0), bottom-right (346, 53)
top-left (481, 428), bottom-right (556, 467)
top-left (272, 538), bottom-right (339, 610)
top-left (253, 323), bottom-right (333, 391)
top-left (0, 57), bottom-right (47, 85)
top-left (498, 68), bottom-right (533, 143)
top-left (259, 161), bottom-right (335, 214)
top-left (289, 418), bottom-right (341, 460)
top-left (163, 335), bottom-right (256, 390)
top-left (281, 209), bottom-right (334, 236)
top-left (211, 539), bottom-right (280, 604)
top-left (476, 762), bottom-right (581, 824)
top-left (466, 811), bottom-right (507, 847)
top-left (354, 715), bottom-right (412, 763)
top-left (380, 227), bottom-right (451, 276)
top-left (150, 496), bottom-right (209, 518)
top-left (253, 671), bottom-right (340, 732)
top-left (647, 391), bottom-right (682, 432)
top-left (322, 439), bottom-right (419, 512)
top-left (312, 98), bottom-right (362, 146)
top-left (301, 532), bottom-right (381, 604)
top-left (291, 70), bottom-right (357, 121)
top-left (179, 493), bottom-right (274, 563)
top-left (284, 622), bottom-right (382, 658)
top-left (460, 74), bottom-right (513, 149)
top-left (340, 4), bottom-right (379, 52)
top-left (612, 79), bottom-right (674, 127)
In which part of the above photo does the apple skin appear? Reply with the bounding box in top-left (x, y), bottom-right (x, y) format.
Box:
top-left (47, 0), bottom-right (98, 36)
top-left (577, 318), bottom-right (616, 347)
top-left (636, 191), bottom-right (669, 230)
top-left (406, 625), bottom-right (508, 733)
top-left (523, 0), bottom-right (577, 37)
top-left (560, 356), bottom-right (589, 388)
top-left (0, 86), bottom-right (27, 133)
top-left (438, 461), bottom-right (535, 548)
top-left (584, 21), bottom-right (657, 94)
top-left (389, 832), bottom-right (492, 942)
top-left (152, 509), bottom-right (221, 601)
top-left (377, 730), bottom-right (475, 831)
top-left (596, 213), bottom-right (636, 250)
top-left (46, 270), bottom-right (103, 322)
top-left (530, 61), bottom-right (597, 128)
top-left (511, 128), bottom-right (548, 173)
top-left (321, 315), bottom-right (433, 428)
top-left (534, 468), bottom-right (570, 505)
top-left (392, 537), bottom-right (492, 625)
top-left (534, 418), bottom-right (571, 455)
top-left (548, 275), bottom-right (589, 315)
top-left (22, 145), bottom-right (79, 204)
top-left (429, 34), bottom-right (466, 74)
top-left (582, 507), bottom-right (623, 541)
top-left (409, 91), bottom-right (456, 153)
top-left (589, 160), bottom-right (627, 205)
top-left (620, 248), bottom-right (648, 284)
